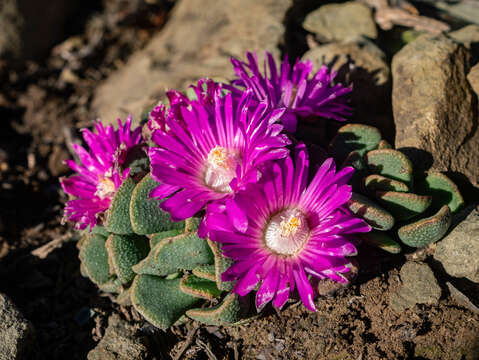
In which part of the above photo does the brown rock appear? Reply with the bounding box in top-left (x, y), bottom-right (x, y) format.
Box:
top-left (87, 314), bottom-right (149, 360)
top-left (434, 206), bottom-right (479, 283)
top-left (92, 0), bottom-right (293, 125)
top-left (390, 262), bottom-right (441, 312)
top-left (392, 34), bottom-right (479, 185)
top-left (303, 38), bottom-right (392, 138)
top-left (303, 2), bottom-right (377, 42)
top-left (0, 292), bottom-right (35, 360)
top-left (468, 63), bottom-right (479, 96)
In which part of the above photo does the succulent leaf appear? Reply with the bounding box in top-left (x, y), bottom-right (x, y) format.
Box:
top-left (375, 191), bottom-right (431, 221)
top-left (192, 264), bottom-right (217, 281)
top-left (104, 177), bottom-right (136, 234)
top-left (106, 234), bottom-right (150, 284)
top-left (179, 274), bottom-right (222, 300)
top-left (130, 173), bottom-right (185, 235)
top-left (207, 240), bottom-right (234, 291)
top-left (363, 174), bottom-right (409, 193)
top-left (98, 278), bottom-right (123, 294)
top-left (131, 275), bottom-right (201, 329)
top-left (329, 124), bottom-right (382, 164)
top-left (360, 231), bottom-right (401, 254)
top-left (365, 149), bottom-right (414, 189)
top-left (341, 151), bottom-right (369, 191)
top-left (186, 293), bottom-right (243, 325)
top-left (132, 233), bottom-right (214, 276)
top-left (416, 172), bottom-right (464, 214)
top-left (346, 192), bottom-right (395, 231)
top-left (398, 205), bottom-right (452, 248)
top-left (149, 229), bottom-right (184, 248)
top-left (79, 233), bottom-right (113, 285)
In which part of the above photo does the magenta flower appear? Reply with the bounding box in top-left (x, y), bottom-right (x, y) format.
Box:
top-left (227, 52), bottom-right (352, 132)
top-left (203, 145), bottom-right (371, 311)
top-left (60, 117), bottom-right (143, 230)
top-left (148, 87), bottom-right (291, 225)
top-left (148, 79), bottom-right (220, 134)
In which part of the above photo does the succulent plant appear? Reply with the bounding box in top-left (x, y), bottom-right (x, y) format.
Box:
top-left (77, 171), bottom-right (252, 329)
top-left (329, 123), bottom-right (464, 252)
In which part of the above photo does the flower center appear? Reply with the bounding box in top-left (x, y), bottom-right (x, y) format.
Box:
top-left (204, 146), bottom-right (239, 193)
top-left (264, 209), bottom-right (310, 256)
top-left (95, 177), bottom-right (116, 200)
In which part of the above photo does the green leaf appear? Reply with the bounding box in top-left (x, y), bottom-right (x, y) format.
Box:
top-left (346, 192), bottom-right (395, 231)
top-left (130, 173), bottom-right (185, 235)
top-left (416, 172), bottom-right (464, 214)
top-left (131, 275), bottom-right (202, 329)
top-left (365, 149), bottom-right (414, 189)
top-left (106, 234), bottom-right (150, 284)
top-left (375, 191), bottom-right (432, 221)
top-left (79, 233), bottom-right (113, 285)
top-left (132, 233), bottom-right (214, 276)
top-left (179, 274), bottom-right (222, 300)
top-left (363, 174), bottom-right (409, 193)
top-left (98, 278), bottom-right (123, 294)
top-left (207, 240), bottom-right (234, 291)
top-left (360, 231), bottom-right (401, 254)
top-left (104, 177), bottom-right (136, 234)
top-left (192, 264), bottom-right (216, 281)
top-left (149, 229), bottom-right (184, 248)
top-left (398, 205), bottom-right (452, 248)
top-left (186, 293), bottom-right (243, 325)
top-left (329, 124), bottom-right (382, 164)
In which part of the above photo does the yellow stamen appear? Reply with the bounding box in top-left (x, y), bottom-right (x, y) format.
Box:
top-left (96, 177), bottom-right (116, 199)
top-left (280, 215), bottom-right (302, 237)
top-left (207, 146), bottom-right (229, 169)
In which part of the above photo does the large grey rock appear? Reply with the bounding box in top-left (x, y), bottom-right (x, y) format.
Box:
top-left (434, 206), bottom-right (479, 283)
top-left (92, 0), bottom-right (293, 125)
top-left (390, 262), bottom-right (441, 312)
top-left (87, 314), bottom-right (149, 360)
top-left (303, 38), bottom-right (392, 137)
top-left (392, 34), bottom-right (479, 185)
top-left (303, 2), bottom-right (377, 42)
top-left (0, 0), bottom-right (81, 60)
top-left (0, 293), bottom-right (35, 360)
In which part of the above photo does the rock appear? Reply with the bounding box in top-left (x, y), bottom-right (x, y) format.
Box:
top-left (0, 0), bottom-right (81, 60)
top-left (392, 34), bottom-right (479, 185)
top-left (449, 25), bottom-right (479, 62)
top-left (468, 63), bottom-right (479, 96)
top-left (92, 0), bottom-right (293, 125)
top-left (446, 282), bottom-right (479, 314)
top-left (303, 38), bottom-right (392, 137)
top-left (303, 2), bottom-right (377, 42)
top-left (87, 314), bottom-right (149, 360)
top-left (0, 292), bottom-right (35, 360)
top-left (434, 206), bottom-right (479, 283)
top-left (390, 262), bottom-right (441, 312)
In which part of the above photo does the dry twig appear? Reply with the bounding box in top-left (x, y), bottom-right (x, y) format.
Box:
top-left (31, 232), bottom-right (72, 259)
top-left (173, 324), bottom-right (200, 360)
top-left (361, 0), bottom-right (450, 34)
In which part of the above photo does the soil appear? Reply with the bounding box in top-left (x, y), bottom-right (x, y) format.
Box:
top-left (0, 1), bottom-right (478, 360)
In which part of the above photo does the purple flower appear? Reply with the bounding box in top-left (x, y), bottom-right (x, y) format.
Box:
top-left (60, 117), bottom-right (143, 230)
top-left (227, 52), bottom-right (352, 132)
top-left (148, 79), bottom-right (221, 134)
top-left (148, 86), bottom-right (291, 224)
top-left (203, 145), bottom-right (371, 311)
